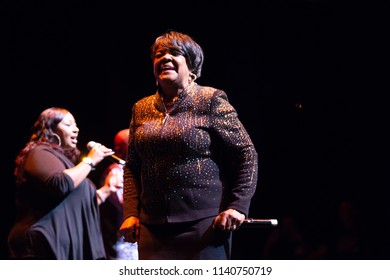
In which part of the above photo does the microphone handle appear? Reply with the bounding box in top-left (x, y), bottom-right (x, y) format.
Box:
top-left (241, 218), bottom-right (278, 228)
top-left (111, 154), bottom-right (126, 165)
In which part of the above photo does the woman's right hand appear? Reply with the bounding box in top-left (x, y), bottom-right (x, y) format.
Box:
top-left (87, 142), bottom-right (115, 166)
top-left (120, 216), bottom-right (140, 243)
top-left (65, 143), bottom-right (114, 187)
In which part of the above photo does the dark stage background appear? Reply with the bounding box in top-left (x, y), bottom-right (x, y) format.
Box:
top-left (2, 1), bottom-right (388, 259)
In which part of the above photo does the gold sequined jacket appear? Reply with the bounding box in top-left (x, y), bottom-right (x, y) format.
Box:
top-left (123, 83), bottom-right (258, 224)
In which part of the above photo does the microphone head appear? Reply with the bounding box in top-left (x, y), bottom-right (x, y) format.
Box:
top-left (87, 141), bottom-right (96, 150)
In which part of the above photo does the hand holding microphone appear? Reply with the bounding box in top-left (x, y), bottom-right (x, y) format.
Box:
top-left (83, 141), bottom-right (115, 168)
top-left (87, 141), bottom-right (126, 166)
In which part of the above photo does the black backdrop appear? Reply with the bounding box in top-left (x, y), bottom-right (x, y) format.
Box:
top-left (2, 1), bottom-right (389, 259)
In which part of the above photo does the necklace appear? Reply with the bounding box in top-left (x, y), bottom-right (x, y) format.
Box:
top-left (161, 96), bottom-right (177, 124)
top-left (161, 102), bottom-right (170, 124)
top-left (160, 82), bottom-right (195, 124)
top-left (162, 95), bottom-right (179, 108)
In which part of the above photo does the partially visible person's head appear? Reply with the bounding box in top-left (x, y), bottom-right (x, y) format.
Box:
top-left (151, 30), bottom-right (204, 79)
top-left (99, 129), bottom-right (129, 187)
top-left (113, 129), bottom-right (129, 159)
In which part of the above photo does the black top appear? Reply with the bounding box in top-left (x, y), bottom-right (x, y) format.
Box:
top-left (7, 145), bottom-right (105, 259)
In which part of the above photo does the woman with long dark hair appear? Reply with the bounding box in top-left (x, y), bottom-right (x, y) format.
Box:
top-left (8, 107), bottom-right (121, 259)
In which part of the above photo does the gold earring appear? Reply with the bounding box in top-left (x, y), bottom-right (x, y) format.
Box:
top-left (189, 73), bottom-right (197, 82)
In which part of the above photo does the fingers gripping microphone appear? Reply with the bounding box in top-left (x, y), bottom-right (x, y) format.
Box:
top-left (87, 141), bottom-right (126, 166)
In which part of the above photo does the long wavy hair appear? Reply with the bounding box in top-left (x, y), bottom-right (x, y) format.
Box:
top-left (14, 107), bottom-right (80, 184)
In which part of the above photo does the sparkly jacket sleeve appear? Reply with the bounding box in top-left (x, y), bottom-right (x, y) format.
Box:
top-left (210, 89), bottom-right (258, 216)
top-left (122, 105), bottom-right (142, 220)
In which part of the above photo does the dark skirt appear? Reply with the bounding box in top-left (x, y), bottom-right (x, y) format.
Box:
top-left (138, 216), bottom-right (231, 260)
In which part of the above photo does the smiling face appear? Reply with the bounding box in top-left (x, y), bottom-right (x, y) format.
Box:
top-left (153, 46), bottom-right (191, 90)
top-left (55, 112), bottom-right (79, 149)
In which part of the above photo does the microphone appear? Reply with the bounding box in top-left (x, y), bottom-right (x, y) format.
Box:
top-left (87, 141), bottom-right (126, 165)
top-left (241, 218), bottom-right (278, 228)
